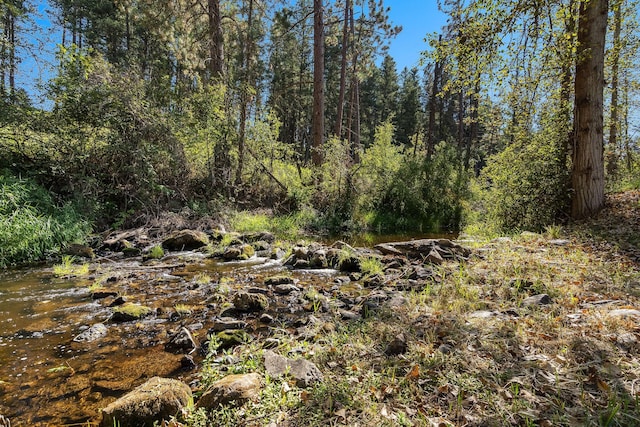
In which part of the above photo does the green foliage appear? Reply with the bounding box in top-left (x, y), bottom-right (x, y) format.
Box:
top-left (53, 255), bottom-right (89, 278)
top-left (374, 143), bottom-right (466, 232)
top-left (476, 123), bottom-right (570, 232)
top-left (0, 171), bottom-right (90, 267)
top-left (229, 209), bottom-right (315, 240)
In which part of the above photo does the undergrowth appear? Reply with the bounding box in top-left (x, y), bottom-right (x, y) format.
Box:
top-left (0, 171), bottom-right (90, 267)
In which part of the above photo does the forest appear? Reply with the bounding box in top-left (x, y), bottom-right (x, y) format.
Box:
top-left (2, 1), bottom-right (640, 426)
top-left (0, 0), bottom-right (636, 266)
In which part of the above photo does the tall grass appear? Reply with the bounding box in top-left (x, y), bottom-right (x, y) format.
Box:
top-left (0, 172), bottom-right (90, 267)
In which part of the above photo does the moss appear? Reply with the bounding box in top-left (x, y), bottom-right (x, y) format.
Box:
top-left (215, 329), bottom-right (252, 350)
top-left (112, 303), bottom-right (153, 322)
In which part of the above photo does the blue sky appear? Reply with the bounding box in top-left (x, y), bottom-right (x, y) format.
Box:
top-left (384, 1), bottom-right (448, 70)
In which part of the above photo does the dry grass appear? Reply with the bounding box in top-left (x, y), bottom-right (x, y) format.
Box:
top-left (189, 194), bottom-right (640, 426)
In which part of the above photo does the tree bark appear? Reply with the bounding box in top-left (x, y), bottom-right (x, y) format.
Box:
top-left (235, 0), bottom-right (254, 187)
top-left (334, 0), bottom-right (350, 138)
top-left (311, 0), bottom-right (325, 166)
top-left (571, 0), bottom-right (608, 219)
top-left (607, 2), bottom-right (622, 174)
top-left (426, 38), bottom-right (442, 161)
top-left (207, 0), bottom-right (225, 81)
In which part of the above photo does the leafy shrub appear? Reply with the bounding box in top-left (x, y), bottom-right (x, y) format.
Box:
top-left (476, 127), bottom-right (570, 232)
top-left (373, 142), bottom-right (466, 232)
top-left (0, 171), bottom-right (90, 267)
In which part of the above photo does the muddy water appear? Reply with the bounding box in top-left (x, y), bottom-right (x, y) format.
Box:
top-left (0, 254), bottom-right (340, 426)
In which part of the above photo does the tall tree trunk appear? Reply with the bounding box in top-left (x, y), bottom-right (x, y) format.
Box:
top-left (236, 0), bottom-right (254, 187)
top-left (607, 1), bottom-right (622, 174)
top-left (8, 9), bottom-right (15, 99)
top-left (571, 0), bottom-right (608, 219)
top-left (427, 38), bottom-right (442, 161)
top-left (464, 84), bottom-right (479, 171)
top-left (334, 0), bottom-right (350, 138)
top-left (312, 0), bottom-right (325, 166)
top-left (207, 0), bottom-right (225, 81)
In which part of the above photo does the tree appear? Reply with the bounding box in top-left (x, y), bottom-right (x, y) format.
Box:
top-left (571, 0), bottom-right (608, 219)
top-left (207, 0), bottom-right (224, 81)
top-left (311, 0), bottom-right (324, 166)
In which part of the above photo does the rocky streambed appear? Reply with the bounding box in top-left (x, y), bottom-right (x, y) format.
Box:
top-left (0, 227), bottom-right (470, 426)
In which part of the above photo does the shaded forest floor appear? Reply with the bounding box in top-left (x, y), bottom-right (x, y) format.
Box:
top-left (189, 191), bottom-right (640, 426)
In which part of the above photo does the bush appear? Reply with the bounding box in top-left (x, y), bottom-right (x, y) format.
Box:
top-left (0, 171), bottom-right (90, 267)
top-left (475, 127), bottom-right (570, 232)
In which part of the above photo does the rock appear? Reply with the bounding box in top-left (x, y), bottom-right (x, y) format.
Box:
top-left (271, 248), bottom-right (286, 260)
top-left (339, 309), bottom-right (361, 321)
top-left (309, 250), bottom-right (328, 268)
top-left (293, 259), bottom-right (310, 269)
top-left (265, 276), bottom-right (296, 286)
top-left (209, 318), bottom-right (248, 333)
top-left (549, 239), bottom-right (570, 246)
top-left (233, 292), bottom-right (269, 312)
top-left (165, 327), bottom-right (198, 354)
top-left (215, 330), bottom-right (252, 350)
top-left (91, 288), bottom-right (119, 300)
top-left (181, 355), bottom-right (197, 370)
top-left (385, 333), bottom-right (408, 356)
top-left (274, 284), bottom-right (300, 295)
top-left (259, 313), bottom-right (274, 324)
top-left (122, 246), bottom-right (142, 257)
top-left (73, 323), bottom-right (108, 343)
top-left (100, 377), bottom-right (192, 427)
top-left (294, 246), bottom-right (309, 260)
top-left (608, 309), bottom-right (640, 318)
top-left (223, 244), bottom-right (255, 261)
top-left (522, 294), bottom-right (552, 306)
top-left (162, 230), bottom-right (209, 251)
top-left (437, 344), bottom-right (453, 354)
top-left (243, 231), bottom-right (276, 244)
top-left (196, 373), bottom-right (261, 410)
top-left (111, 303), bottom-right (153, 322)
top-left (338, 255), bottom-right (361, 273)
top-left (375, 239), bottom-right (470, 260)
top-left (64, 243), bottom-right (95, 259)
top-left (223, 247), bottom-right (242, 260)
top-left (425, 249), bottom-right (445, 265)
top-left (616, 333), bottom-right (638, 351)
top-left (109, 296), bottom-right (127, 307)
top-left (263, 350), bottom-right (324, 387)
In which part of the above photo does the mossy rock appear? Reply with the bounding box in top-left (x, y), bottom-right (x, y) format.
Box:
top-left (122, 246), bottom-right (142, 257)
top-left (91, 287), bottom-right (119, 300)
top-left (264, 275), bottom-right (295, 286)
top-left (338, 254), bottom-right (361, 273)
top-left (162, 230), bottom-right (209, 251)
top-left (233, 292), bottom-right (269, 312)
top-left (112, 303), bottom-right (153, 322)
top-left (215, 329), bottom-right (252, 350)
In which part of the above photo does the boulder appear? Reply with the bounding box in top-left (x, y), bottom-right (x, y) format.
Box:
top-left (162, 230), bottom-right (209, 251)
top-left (100, 377), bottom-right (192, 427)
top-left (522, 294), bottom-right (551, 306)
top-left (264, 350), bottom-right (324, 387)
top-left (73, 323), bottom-right (108, 343)
top-left (165, 327), bottom-right (198, 354)
top-left (111, 303), bottom-right (153, 322)
top-left (64, 243), bottom-right (95, 259)
top-left (233, 292), bottom-right (269, 312)
top-left (374, 239), bottom-right (470, 261)
top-left (215, 329), bottom-right (252, 350)
top-left (196, 373), bottom-right (261, 410)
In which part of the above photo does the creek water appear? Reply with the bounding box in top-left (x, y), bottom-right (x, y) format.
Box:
top-left (0, 255), bottom-right (335, 426)
top-left (0, 232), bottom-right (455, 426)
